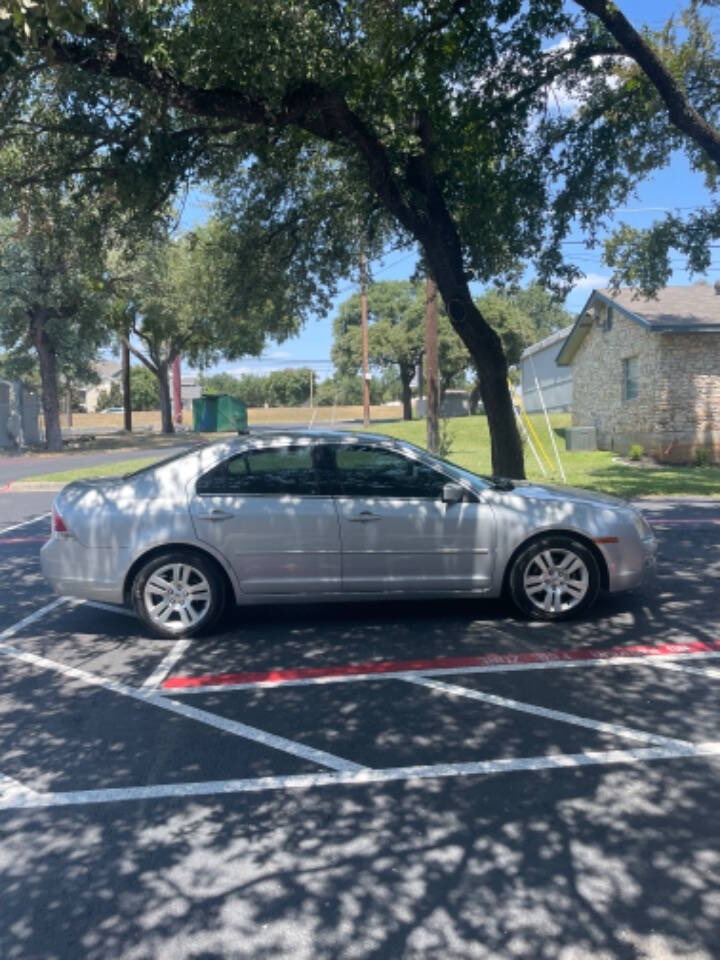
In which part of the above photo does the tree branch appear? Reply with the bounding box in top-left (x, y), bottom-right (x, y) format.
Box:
top-left (575, 0), bottom-right (720, 168)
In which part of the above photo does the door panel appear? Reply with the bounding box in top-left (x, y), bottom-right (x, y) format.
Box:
top-left (336, 497), bottom-right (493, 592)
top-left (190, 445), bottom-right (341, 595)
top-left (330, 444), bottom-right (494, 593)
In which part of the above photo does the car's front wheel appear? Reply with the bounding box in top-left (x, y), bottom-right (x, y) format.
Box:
top-left (508, 536), bottom-right (600, 621)
top-left (132, 550), bottom-right (226, 638)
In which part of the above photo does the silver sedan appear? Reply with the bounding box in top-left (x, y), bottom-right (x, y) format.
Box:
top-left (41, 430), bottom-right (657, 638)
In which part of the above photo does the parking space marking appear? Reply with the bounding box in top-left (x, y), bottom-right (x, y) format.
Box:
top-left (0, 636), bottom-right (366, 773)
top-left (2, 741), bottom-right (720, 812)
top-left (402, 675), bottom-right (693, 749)
top-left (0, 597), bottom-right (73, 641)
top-left (650, 660), bottom-right (720, 680)
top-left (0, 513), bottom-right (51, 535)
top-left (0, 534), bottom-right (49, 545)
top-left (0, 773), bottom-right (39, 801)
top-left (162, 639), bottom-right (720, 692)
top-left (141, 639), bottom-right (194, 690)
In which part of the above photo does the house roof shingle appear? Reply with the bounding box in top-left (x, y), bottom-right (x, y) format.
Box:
top-left (556, 282), bottom-right (720, 366)
top-left (600, 282), bottom-right (720, 329)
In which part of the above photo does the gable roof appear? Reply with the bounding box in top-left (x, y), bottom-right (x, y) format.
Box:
top-left (520, 324), bottom-right (574, 361)
top-left (556, 283), bottom-right (720, 366)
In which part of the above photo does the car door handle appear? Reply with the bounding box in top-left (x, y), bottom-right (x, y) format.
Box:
top-left (348, 511), bottom-right (381, 523)
top-left (200, 509), bottom-right (234, 521)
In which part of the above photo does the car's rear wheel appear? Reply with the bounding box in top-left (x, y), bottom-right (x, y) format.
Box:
top-left (132, 550), bottom-right (226, 638)
top-left (508, 535), bottom-right (600, 621)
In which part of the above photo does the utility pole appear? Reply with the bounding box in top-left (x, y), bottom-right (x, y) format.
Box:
top-left (425, 274), bottom-right (440, 453)
top-left (172, 355), bottom-right (183, 425)
top-left (309, 369), bottom-right (314, 409)
top-left (122, 338), bottom-right (132, 432)
top-left (360, 251), bottom-right (370, 427)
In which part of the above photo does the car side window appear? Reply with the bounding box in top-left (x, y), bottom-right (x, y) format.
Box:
top-left (334, 445), bottom-right (447, 499)
top-left (196, 446), bottom-right (319, 496)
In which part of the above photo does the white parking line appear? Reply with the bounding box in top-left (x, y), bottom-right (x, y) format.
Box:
top-left (402, 675), bottom-right (693, 749)
top-left (163, 649), bottom-right (720, 695)
top-left (0, 772), bottom-right (39, 801)
top-left (0, 597), bottom-right (72, 641)
top-left (2, 741), bottom-right (719, 811)
top-left (141, 639), bottom-right (193, 690)
top-left (0, 637), bottom-right (365, 774)
top-left (650, 660), bottom-right (720, 680)
top-left (0, 513), bottom-right (51, 535)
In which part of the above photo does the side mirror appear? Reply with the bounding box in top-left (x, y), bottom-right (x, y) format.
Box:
top-left (442, 482), bottom-right (464, 505)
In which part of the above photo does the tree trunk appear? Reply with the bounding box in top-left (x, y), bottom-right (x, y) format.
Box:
top-left (158, 361), bottom-right (174, 434)
top-left (30, 311), bottom-right (63, 452)
top-left (418, 245), bottom-right (523, 477)
top-left (400, 367), bottom-right (413, 421)
top-left (122, 338), bottom-right (132, 432)
top-left (425, 275), bottom-right (440, 454)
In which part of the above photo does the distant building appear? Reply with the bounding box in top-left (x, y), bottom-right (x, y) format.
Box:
top-left (181, 375), bottom-right (202, 411)
top-left (414, 389), bottom-right (470, 418)
top-left (519, 326), bottom-right (573, 413)
top-left (83, 360), bottom-right (122, 412)
top-left (557, 282), bottom-right (720, 462)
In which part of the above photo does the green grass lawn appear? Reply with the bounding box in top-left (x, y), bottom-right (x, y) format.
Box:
top-left (369, 414), bottom-right (720, 499)
top-left (25, 414), bottom-right (720, 497)
top-left (24, 457), bottom-right (162, 484)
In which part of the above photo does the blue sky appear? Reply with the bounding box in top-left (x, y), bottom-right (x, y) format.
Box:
top-left (177, 0), bottom-right (718, 382)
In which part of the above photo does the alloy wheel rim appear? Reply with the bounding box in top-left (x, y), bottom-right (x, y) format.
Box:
top-left (523, 548), bottom-right (589, 614)
top-left (143, 562), bottom-right (211, 632)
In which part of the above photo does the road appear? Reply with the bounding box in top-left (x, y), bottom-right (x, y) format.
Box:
top-left (0, 492), bottom-right (718, 959)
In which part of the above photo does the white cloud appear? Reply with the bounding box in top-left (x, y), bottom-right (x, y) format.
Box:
top-left (572, 272), bottom-right (611, 290)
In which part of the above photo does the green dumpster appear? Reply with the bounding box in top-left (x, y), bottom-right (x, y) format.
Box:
top-left (192, 394), bottom-right (248, 433)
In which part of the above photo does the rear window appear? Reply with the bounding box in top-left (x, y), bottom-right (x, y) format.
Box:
top-left (124, 444), bottom-right (209, 479)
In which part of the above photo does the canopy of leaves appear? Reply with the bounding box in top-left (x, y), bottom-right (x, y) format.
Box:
top-left (0, 1), bottom-right (706, 295)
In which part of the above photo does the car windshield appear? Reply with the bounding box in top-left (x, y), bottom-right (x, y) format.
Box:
top-left (123, 443), bottom-right (210, 479)
top-left (393, 439), bottom-right (492, 488)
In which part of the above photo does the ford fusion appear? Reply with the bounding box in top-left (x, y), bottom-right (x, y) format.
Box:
top-left (41, 430), bottom-right (657, 638)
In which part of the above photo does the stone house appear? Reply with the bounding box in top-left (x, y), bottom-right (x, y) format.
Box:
top-left (556, 282), bottom-right (720, 462)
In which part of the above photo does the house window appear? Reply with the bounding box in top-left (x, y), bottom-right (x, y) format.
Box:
top-left (623, 356), bottom-right (639, 401)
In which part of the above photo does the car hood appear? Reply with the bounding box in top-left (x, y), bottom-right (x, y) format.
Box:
top-left (500, 480), bottom-right (630, 511)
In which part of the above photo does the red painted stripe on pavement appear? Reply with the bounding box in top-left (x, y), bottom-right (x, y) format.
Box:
top-left (162, 639), bottom-right (720, 690)
top-left (0, 534), bottom-right (49, 545)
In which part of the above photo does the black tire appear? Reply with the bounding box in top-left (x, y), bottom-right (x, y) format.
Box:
top-left (508, 535), bottom-right (600, 621)
top-left (132, 550), bottom-right (226, 638)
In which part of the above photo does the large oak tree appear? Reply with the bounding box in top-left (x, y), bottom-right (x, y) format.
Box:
top-left (1, 1), bottom-right (716, 470)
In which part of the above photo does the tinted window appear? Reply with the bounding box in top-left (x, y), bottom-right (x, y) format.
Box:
top-left (335, 445), bottom-right (446, 499)
top-left (196, 446), bottom-right (319, 496)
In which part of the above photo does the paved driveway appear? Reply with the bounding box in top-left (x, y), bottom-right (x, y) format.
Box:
top-left (0, 495), bottom-right (719, 959)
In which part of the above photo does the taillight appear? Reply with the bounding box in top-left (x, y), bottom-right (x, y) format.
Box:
top-left (52, 506), bottom-right (69, 535)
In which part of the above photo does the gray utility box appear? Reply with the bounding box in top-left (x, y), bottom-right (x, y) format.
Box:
top-left (566, 426), bottom-right (597, 452)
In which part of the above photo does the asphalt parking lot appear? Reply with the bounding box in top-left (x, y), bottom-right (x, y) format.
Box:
top-left (1, 492), bottom-right (719, 959)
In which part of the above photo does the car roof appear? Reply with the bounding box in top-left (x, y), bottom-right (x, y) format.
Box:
top-left (210, 428), bottom-right (400, 451)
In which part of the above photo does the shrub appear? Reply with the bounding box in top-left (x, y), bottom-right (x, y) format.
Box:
top-left (694, 445), bottom-right (711, 467)
top-left (629, 444), bottom-right (644, 461)
top-left (437, 418), bottom-right (454, 458)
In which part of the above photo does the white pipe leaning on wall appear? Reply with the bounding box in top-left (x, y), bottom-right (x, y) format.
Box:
top-left (530, 355), bottom-right (567, 483)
